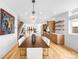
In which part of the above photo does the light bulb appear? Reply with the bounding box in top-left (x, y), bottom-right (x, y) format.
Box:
top-left (30, 15), bottom-right (35, 20)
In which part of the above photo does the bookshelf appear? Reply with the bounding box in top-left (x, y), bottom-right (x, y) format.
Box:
top-left (55, 20), bottom-right (64, 32)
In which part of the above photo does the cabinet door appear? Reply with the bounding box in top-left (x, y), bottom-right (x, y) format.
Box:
top-left (57, 35), bottom-right (64, 45)
top-left (49, 34), bottom-right (57, 44)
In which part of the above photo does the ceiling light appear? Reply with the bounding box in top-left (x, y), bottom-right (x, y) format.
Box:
top-left (30, 15), bottom-right (35, 20)
top-left (31, 0), bottom-right (36, 20)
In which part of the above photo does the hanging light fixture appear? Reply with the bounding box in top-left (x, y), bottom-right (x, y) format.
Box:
top-left (31, 0), bottom-right (36, 20)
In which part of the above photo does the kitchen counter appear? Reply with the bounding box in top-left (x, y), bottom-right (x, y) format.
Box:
top-left (43, 32), bottom-right (64, 45)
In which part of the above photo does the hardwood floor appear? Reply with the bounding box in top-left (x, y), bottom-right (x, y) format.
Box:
top-left (43, 42), bottom-right (78, 59)
top-left (3, 41), bottom-right (77, 59)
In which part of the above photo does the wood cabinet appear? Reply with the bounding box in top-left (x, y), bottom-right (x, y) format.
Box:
top-left (47, 21), bottom-right (55, 33)
top-left (2, 44), bottom-right (26, 59)
top-left (49, 34), bottom-right (57, 44)
top-left (44, 33), bottom-right (64, 45)
top-left (57, 35), bottom-right (64, 45)
top-left (55, 20), bottom-right (64, 32)
top-left (50, 34), bottom-right (64, 45)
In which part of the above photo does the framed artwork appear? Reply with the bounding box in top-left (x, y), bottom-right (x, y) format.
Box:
top-left (0, 9), bottom-right (14, 35)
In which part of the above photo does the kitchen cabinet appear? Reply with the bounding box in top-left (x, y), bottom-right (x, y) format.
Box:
top-left (57, 34), bottom-right (64, 45)
top-left (49, 34), bottom-right (57, 44)
top-left (55, 20), bottom-right (64, 34)
top-left (44, 33), bottom-right (64, 45)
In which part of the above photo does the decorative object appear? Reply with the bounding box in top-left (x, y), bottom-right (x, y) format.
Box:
top-left (31, 34), bottom-right (36, 45)
top-left (0, 9), bottom-right (14, 35)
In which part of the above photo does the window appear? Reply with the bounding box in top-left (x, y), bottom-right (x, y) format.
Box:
top-left (69, 8), bottom-right (78, 35)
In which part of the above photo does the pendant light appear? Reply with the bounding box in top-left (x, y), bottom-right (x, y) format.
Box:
top-left (31, 0), bottom-right (36, 20)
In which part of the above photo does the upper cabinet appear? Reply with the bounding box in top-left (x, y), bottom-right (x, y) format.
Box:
top-left (0, 8), bottom-right (15, 35)
top-left (55, 20), bottom-right (64, 33)
top-left (69, 8), bottom-right (78, 35)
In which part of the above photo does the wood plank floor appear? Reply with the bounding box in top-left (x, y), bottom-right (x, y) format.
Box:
top-left (44, 42), bottom-right (78, 59)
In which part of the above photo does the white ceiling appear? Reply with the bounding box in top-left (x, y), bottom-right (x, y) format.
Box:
top-left (0, 0), bottom-right (78, 24)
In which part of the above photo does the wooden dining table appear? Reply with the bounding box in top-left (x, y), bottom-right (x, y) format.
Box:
top-left (19, 36), bottom-right (49, 48)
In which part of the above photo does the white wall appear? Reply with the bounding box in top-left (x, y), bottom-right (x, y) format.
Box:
top-left (54, 12), bottom-right (78, 51)
top-left (65, 35), bottom-right (78, 51)
top-left (0, 3), bottom-right (18, 58)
